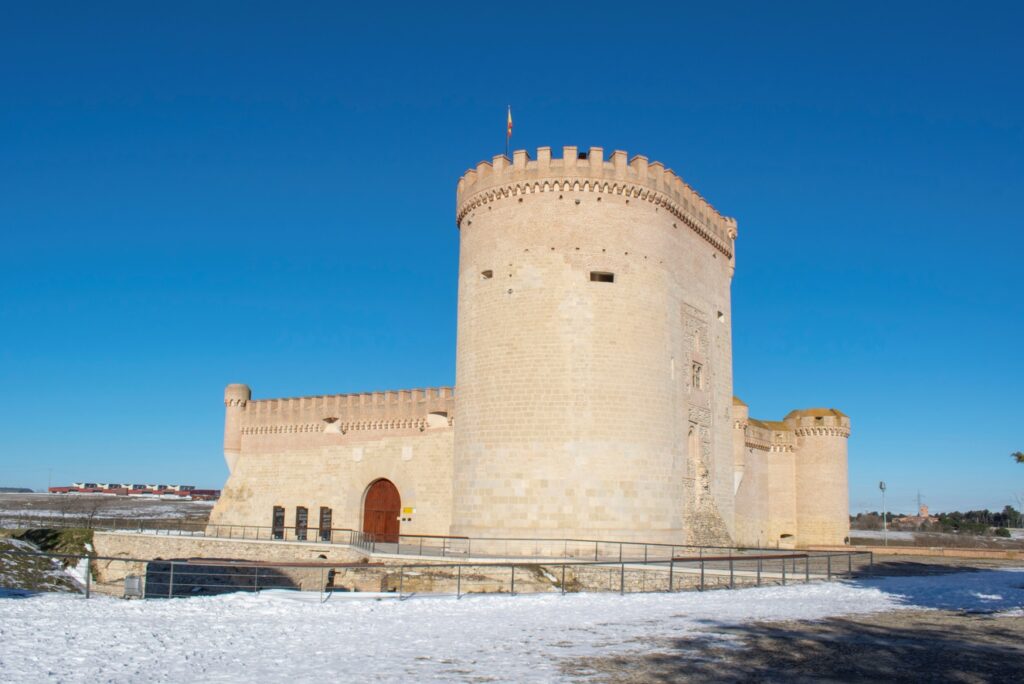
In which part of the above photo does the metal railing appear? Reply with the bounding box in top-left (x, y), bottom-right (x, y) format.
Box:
top-left (0, 548), bottom-right (874, 600)
top-left (1, 514), bottom-right (872, 568)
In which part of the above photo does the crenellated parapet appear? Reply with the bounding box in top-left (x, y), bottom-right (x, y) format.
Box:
top-left (734, 402), bottom-right (851, 451)
top-left (455, 146), bottom-right (737, 259)
top-left (783, 408), bottom-right (851, 439)
top-left (233, 386), bottom-right (455, 437)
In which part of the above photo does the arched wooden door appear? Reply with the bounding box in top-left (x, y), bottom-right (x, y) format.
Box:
top-left (363, 479), bottom-right (400, 543)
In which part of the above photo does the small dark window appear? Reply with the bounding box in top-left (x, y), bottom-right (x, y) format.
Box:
top-left (590, 271), bottom-right (614, 283)
top-left (481, 270), bottom-right (493, 280)
top-left (271, 506), bottom-right (285, 540)
top-left (295, 506), bottom-right (308, 541)
top-left (319, 507), bottom-right (333, 542)
top-left (578, 151), bottom-right (588, 160)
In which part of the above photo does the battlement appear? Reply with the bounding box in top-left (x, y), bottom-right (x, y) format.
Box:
top-left (233, 386), bottom-right (455, 433)
top-left (784, 408), bottom-right (851, 437)
top-left (456, 146), bottom-right (737, 257)
top-left (735, 402), bottom-right (851, 450)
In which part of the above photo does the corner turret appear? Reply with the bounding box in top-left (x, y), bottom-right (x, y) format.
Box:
top-left (786, 407), bottom-right (851, 546)
top-left (223, 383), bottom-right (251, 472)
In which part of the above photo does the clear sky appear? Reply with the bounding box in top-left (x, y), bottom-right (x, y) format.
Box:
top-left (1, 2), bottom-right (1021, 513)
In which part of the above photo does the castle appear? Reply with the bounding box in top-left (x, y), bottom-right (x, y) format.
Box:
top-left (209, 146), bottom-right (850, 549)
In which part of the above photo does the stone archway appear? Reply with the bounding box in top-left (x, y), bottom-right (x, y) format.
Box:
top-left (362, 479), bottom-right (400, 543)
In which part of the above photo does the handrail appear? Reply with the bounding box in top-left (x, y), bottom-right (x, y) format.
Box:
top-left (1, 514), bottom-right (865, 562)
top-left (0, 548), bottom-right (874, 600)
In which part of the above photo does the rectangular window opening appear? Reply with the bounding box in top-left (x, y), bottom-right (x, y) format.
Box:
top-left (590, 271), bottom-right (614, 283)
top-left (319, 507), bottom-right (333, 541)
top-left (295, 506), bottom-right (308, 541)
top-left (271, 506), bottom-right (285, 540)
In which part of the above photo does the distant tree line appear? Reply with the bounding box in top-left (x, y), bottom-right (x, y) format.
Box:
top-left (851, 505), bottom-right (1022, 535)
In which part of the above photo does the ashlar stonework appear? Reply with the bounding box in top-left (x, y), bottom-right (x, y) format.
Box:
top-left (209, 146), bottom-right (851, 549)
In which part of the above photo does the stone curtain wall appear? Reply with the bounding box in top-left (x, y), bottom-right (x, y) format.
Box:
top-left (210, 426), bottom-right (455, 537)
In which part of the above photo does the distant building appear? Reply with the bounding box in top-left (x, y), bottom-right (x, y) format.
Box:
top-left (50, 483), bottom-right (218, 500)
top-left (895, 505), bottom-right (939, 528)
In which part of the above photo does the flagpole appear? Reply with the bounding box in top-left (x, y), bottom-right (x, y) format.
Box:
top-left (505, 105), bottom-right (510, 158)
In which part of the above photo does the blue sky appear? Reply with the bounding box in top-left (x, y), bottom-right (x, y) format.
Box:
top-left (1, 2), bottom-right (1021, 513)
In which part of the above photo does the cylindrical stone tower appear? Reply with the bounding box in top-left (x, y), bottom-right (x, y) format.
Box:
top-left (451, 146), bottom-right (738, 544)
top-left (223, 383), bottom-right (251, 473)
top-left (787, 409), bottom-right (851, 546)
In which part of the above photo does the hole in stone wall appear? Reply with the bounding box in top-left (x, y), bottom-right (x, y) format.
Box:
top-left (481, 270), bottom-right (493, 280)
top-left (590, 271), bottom-right (614, 283)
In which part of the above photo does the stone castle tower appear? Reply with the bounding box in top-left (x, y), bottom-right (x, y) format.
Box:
top-left (452, 147), bottom-right (737, 544)
top-left (208, 145), bottom-right (851, 549)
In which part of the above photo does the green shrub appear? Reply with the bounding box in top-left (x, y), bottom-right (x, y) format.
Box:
top-left (994, 527), bottom-right (1011, 538)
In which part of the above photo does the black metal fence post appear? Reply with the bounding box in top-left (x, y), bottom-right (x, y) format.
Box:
top-left (457, 565), bottom-right (462, 598)
top-left (700, 559), bottom-right (705, 591)
top-left (781, 558), bottom-right (786, 585)
top-left (729, 558), bottom-right (734, 589)
top-left (510, 565), bottom-right (515, 595)
top-left (561, 564), bottom-right (566, 595)
top-left (757, 558), bottom-right (762, 586)
top-left (805, 556), bottom-right (810, 583)
top-left (620, 563), bottom-right (625, 594)
top-left (84, 556), bottom-right (91, 599)
top-left (168, 562), bottom-right (175, 599)
top-left (827, 555), bottom-right (832, 581)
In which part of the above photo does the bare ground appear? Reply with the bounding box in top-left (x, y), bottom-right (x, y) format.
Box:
top-left (568, 557), bottom-right (1024, 683)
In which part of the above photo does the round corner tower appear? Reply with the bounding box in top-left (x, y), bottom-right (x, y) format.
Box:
top-left (451, 146), bottom-right (739, 544)
top-left (785, 408), bottom-right (851, 546)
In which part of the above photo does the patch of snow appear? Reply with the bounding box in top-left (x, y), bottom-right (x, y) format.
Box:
top-left (65, 544), bottom-right (93, 588)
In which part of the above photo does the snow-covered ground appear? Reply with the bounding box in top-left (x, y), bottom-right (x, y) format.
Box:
top-left (849, 529), bottom-right (917, 541)
top-left (1, 568), bottom-right (1021, 682)
top-left (0, 539), bottom-right (81, 593)
top-left (0, 493), bottom-right (214, 524)
top-left (850, 528), bottom-right (1024, 544)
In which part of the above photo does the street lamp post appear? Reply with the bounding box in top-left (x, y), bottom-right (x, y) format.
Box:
top-left (879, 481), bottom-right (888, 547)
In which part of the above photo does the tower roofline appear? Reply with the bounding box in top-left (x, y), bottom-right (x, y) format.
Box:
top-left (455, 146), bottom-right (737, 258)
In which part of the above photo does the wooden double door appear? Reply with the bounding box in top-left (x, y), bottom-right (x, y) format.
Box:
top-left (363, 479), bottom-right (400, 543)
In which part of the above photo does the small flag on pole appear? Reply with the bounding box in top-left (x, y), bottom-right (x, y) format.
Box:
top-left (505, 105), bottom-right (513, 157)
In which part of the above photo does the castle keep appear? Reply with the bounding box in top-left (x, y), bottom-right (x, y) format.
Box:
top-left (209, 146), bottom-right (850, 549)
